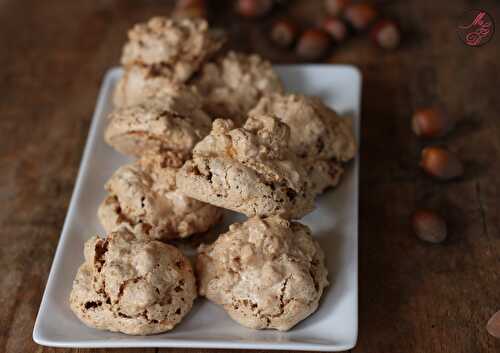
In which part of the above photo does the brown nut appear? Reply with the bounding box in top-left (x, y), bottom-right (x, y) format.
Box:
top-left (371, 19), bottom-right (400, 49)
top-left (271, 19), bottom-right (297, 48)
top-left (420, 146), bottom-right (464, 180)
top-left (412, 107), bottom-right (455, 138)
top-left (324, 0), bottom-right (351, 16)
top-left (412, 209), bottom-right (447, 244)
top-left (295, 29), bottom-right (331, 60)
top-left (344, 3), bottom-right (378, 31)
top-left (487, 310), bottom-right (500, 338)
top-left (322, 17), bottom-right (348, 42)
top-left (236, 0), bottom-right (273, 18)
top-left (173, 0), bottom-right (207, 18)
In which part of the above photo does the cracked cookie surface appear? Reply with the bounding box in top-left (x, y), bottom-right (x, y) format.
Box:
top-left (176, 115), bottom-right (315, 219)
top-left (193, 51), bottom-right (283, 125)
top-left (69, 229), bottom-right (197, 335)
top-left (197, 216), bottom-right (328, 331)
top-left (113, 64), bottom-right (204, 108)
top-left (248, 93), bottom-right (357, 194)
top-left (105, 93), bottom-right (212, 158)
top-left (121, 17), bottom-right (225, 82)
top-left (98, 152), bottom-right (223, 241)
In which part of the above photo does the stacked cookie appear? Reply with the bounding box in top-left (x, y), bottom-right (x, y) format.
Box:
top-left (69, 16), bottom-right (357, 335)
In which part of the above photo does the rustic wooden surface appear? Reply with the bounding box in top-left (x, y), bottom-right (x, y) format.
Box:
top-left (1, 0), bottom-right (500, 352)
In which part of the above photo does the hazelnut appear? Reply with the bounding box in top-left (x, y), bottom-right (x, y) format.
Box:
top-left (175, 0), bottom-right (204, 7)
top-left (322, 17), bottom-right (348, 42)
top-left (412, 107), bottom-right (455, 139)
top-left (173, 0), bottom-right (206, 18)
top-left (324, 0), bottom-right (351, 16)
top-left (295, 29), bottom-right (331, 60)
top-left (420, 146), bottom-right (464, 180)
top-left (487, 310), bottom-right (500, 338)
top-left (344, 3), bottom-right (378, 31)
top-left (236, 0), bottom-right (273, 18)
top-left (371, 19), bottom-right (400, 49)
top-left (412, 209), bottom-right (447, 244)
top-left (271, 19), bottom-right (297, 48)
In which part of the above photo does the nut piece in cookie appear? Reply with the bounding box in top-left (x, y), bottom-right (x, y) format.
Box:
top-left (248, 93), bottom-right (357, 194)
top-left (113, 65), bottom-right (204, 108)
top-left (197, 216), bottom-right (329, 331)
top-left (304, 158), bottom-right (344, 196)
top-left (193, 51), bottom-right (284, 125)
top-left (69, 229), bottom-right (197, 335)
top-left (105, 94), bottom-right (212, 158)
top-left (98, 152), bottom-right (223, 241)
top-left (176, 115), bottom-right (315, 219)
top-left (121, 17), bottom-right (226, 82)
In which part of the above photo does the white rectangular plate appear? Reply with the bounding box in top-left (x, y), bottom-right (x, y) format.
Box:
top-left (33, 65), bottom-right (361, 351)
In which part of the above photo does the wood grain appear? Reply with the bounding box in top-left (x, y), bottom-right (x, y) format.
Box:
top-left (1, 0), bottom-right (499, 352)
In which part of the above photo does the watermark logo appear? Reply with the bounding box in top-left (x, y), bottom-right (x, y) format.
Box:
top-left (457, 9), bottom-right (494, 47)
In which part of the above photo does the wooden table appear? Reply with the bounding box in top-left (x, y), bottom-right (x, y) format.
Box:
top-left (1, 0), bottom-right (499, 352)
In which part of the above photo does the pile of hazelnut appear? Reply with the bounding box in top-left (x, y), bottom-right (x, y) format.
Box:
top-left (173, 0), bottom-right (401, 60)
top-left (413, 108), bottom-right (500, 338)
top-left (268, 0), bottom-right (401, 60)
top-left (410, 107), bottom-right (462, 244)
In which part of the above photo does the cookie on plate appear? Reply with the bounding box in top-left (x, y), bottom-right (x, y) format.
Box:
top-left (197, 216), bottom-right (329, 331)
top-left (105, 93), bottom-right (212, 158)
top-left (248, 93), bottom-right (356, 160)
top-left (113, 65), bottom-right (203, 108)
top-left (98, 152), bottom-right (223, 241)
top-left (69, 228), bottom-right (197, 335)
top-left (121, 17), bottom-right (225, 83)
top-left (176, 115), bottom-right (315, 219)
top-left (193, 51), bottom-right (284, 125)
top-left (248, 93), bottom-right (357, 194)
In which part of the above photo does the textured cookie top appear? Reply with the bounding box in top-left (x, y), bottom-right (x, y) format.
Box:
top-left (176, 116), bottom-right (315, 218)
top-left (121, 17), bottom-right (225, 82)
top-left (193, 51), bottom-right (283, 125)
top-left (193, 116), bottom-right (301, 190)
top-left (113, 64), bottom-right (204, 108)
top-left (197, 216), bottom-right (328, 331)
top-left (105, 94), bottom-right (212, 158)
top-left (248, 93), bottom-right (357, 161)
top-left (98, 152), bottom-right (222, 240)
top-left (69, 229), bottom-right (197, 335)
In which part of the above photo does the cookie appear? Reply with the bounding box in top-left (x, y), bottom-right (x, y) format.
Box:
top-left (176, 115), bottom-right (315, 219)
top-left (248, 93), bottom-right (357, 161)
top-left (98, 152), bottom-right (223, 241)
top-left (248, 94), bottom-right (356, 194)
top-left (197, 216), bottom-right (329, 331)
top-left (304, 158), bottom-right (345, 195)
top-left (193, 51), bottom-right (284, 125)
top-left (113, 64), bottom-right (203, 108)
top-left (121, 17), bottom-right (225, 82)
top-left (105, 94), bottom-right (212, 158)
top-left (69, 229), bottom-right (197, 335)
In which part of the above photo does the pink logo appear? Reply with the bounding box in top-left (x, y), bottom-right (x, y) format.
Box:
top-left (457, 9), bottom-right (495, 47)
